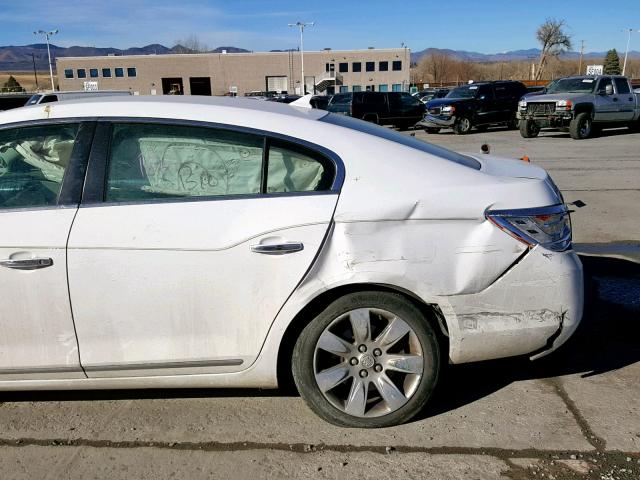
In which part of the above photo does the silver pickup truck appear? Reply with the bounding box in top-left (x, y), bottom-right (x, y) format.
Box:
top-left (518, 75), bottom-right (640, 139)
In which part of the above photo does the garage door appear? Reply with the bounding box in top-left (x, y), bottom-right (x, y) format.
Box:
top-left (266, 76), bottom-right (288, 93)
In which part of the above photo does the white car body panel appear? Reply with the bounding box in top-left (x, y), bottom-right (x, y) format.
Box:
top-left (0, 97), bottom-right (583, 392)
top-left (0, 208), bottom-right (84, 380)
top-left (68, 195), bottom-right (337, 376)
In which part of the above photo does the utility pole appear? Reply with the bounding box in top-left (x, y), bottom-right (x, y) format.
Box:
top-left (288, 22), bottom-right (314, 94)
top-left (33, 29), bottom-right (58, 91)
top-left (31, 53), bottom-right (39, 90)
top-left (578, 40), bottom-right (585, 75)
top-left (622, 28), bottom-right (640, 76)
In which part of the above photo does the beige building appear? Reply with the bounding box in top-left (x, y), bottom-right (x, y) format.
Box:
top-left (56, 48), bottom-right (411, 96)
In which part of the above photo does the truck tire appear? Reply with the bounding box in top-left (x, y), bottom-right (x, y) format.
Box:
top-left (629, 120), bottom-right (640, 133)
top-left (519, 119), bottom-right (540, 138)
top-left (453, 116), bottom-right (472, 135)
top-left (569, 112), bottom-right (593, 140)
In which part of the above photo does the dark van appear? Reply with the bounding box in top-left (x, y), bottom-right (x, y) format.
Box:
top-left (327, 91), bottom-right (425, 129)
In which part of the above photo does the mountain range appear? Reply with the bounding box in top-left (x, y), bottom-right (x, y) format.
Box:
top-left (1, 43), bottom-right (638, 72)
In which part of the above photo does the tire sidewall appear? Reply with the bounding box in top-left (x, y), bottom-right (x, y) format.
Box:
top-left (454, 116), bottom-right (472, 134)
top-left (292, 292), bottom-right (440, 428)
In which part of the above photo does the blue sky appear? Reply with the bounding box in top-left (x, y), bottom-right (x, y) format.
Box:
top-left (0, 0), bottom-right (638, 54)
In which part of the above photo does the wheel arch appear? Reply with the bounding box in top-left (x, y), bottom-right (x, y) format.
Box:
top-left (573, 103), bottom-right (594, 117)
top-left (276, 282), bottom-right (449, 391)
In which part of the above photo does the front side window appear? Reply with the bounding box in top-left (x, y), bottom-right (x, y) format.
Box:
top-left (0, 124), bottom-right (79, 209)
top-left (392, 61), bottom-right (402, 71)
top-left (127, 67), bottom-right (137, 77)
top-left (352, 62), bottom-right (361, 72)
top-left (64, 69), bottom-right (74, 79)
top-left (614, 78), bottom-right (630, 94)
top-left (102, 68), bottom-right (112, 78)
top-left (106, 124), bottom-right (264, 202)
top-left (77, 69), bottom-right (86, 79)
top-left (115, 67), bottom-right (124, 78)
top-left (90, 68), bottom-right (99, 78)
top-left (339, 63), bottom-right (348, 73)
top-left (379, 61), bottom-right (389, 72)
top-left (366, 62), bottom-right (375, 72)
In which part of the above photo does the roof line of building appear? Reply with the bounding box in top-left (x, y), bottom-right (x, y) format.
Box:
top-left (56, 48), bottom-right (411, 62)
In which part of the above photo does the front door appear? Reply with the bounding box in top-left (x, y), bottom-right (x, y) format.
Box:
top-left (68, 121), bottom-right (341, 377)
top-left (594, 77), bottom-right (618, 122)
top-left (0, 122), bottom-right (86, 379)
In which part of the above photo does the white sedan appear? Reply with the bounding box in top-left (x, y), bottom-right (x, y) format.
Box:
top-left (0, 97), bottom-right (582, 428)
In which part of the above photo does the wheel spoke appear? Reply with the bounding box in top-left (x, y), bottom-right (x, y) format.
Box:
top-left (375, 317), bottom-right (410, 350)
top-left (344, 378), bottom-right (369, 416)
top-left (349, 309), bottom-right (371, 344)
top-left (317, 330), bottom-right (353, 356)
top-left (316, 363), bottom-right (351, 393)
top-left (385, 354), bottom-right (424, 375)
top-left (376, 374), bottom-right (407, 411)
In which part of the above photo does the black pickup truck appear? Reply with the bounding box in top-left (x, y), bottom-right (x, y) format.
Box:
top-left (418, 81), bottom-right (528, 134)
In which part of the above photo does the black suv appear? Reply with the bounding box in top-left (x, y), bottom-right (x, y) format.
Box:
top-left (327, 91), bottom-right (425, 130)
top-left (419, 81), bottom-right (527, 134)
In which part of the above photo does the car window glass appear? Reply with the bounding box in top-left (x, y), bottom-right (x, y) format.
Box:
top-left (40, 95), bottom-right (58, 104)
top-left (597, 78), bottom-right (612, 93)
top-left (106, 124), bottom-right (264, 202)
top-left (614, 78), bottom-right (630, 94)
top-left (494, 86), bottom-right (509, 99)
top-left (0, 124), bottom-right (79, 209)
top-left (477, 85), bottom-right (494, 99)
top-left (267, 141), bottom-right (334, 193)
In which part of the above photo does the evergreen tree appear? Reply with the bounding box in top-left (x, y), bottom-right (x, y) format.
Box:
top-left (603, 49), bottom-right (621, 75)
top-left (2, 76), bottom-right (23, 93)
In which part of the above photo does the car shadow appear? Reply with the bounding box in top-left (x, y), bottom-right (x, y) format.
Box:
top-left (538, 127), bottom-right (633, 139)
top-left (417, 254), bottom-right (640, 421)
top-left (2, 255), bottom-right (639, 425)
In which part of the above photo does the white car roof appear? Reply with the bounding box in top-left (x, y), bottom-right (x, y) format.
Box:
top-left (0, 96), bottom-right (328, 126)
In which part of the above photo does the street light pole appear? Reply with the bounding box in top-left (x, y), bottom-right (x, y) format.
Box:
top-left (34, 29), bottom-right (58, 91)
top-left (622, 28), bottom-right (640, 76)
top-left (288, 22), bottom-right (314, 94)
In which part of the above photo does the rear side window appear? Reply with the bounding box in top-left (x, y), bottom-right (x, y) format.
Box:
top-left (614, 78), bottom-right (630, 94)
top-left (0, 124), bottom-right (79, 209)
top-left (39, 95), bottom-right (58, 104)
top-left (320, 114), bottom-right (480, 170)
top-left (105, 123), bottom-right (337, 202)
top-left (106, 124), bottom-right (264, 202)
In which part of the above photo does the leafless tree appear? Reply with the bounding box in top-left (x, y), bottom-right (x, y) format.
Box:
top-left (535, 18), bottom-right (572, 80)
top-left (174, 35), bottom-right (210, 54)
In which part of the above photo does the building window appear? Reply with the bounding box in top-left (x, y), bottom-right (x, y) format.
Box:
top-left (90, 68), bottom-right (99, 78)
top-left (77, 69), bottom-right (86, 79)
top-left (64, 69), bottom-right (74, 79)
top-left (366, 62), bottom-right (375, 72)
top-left (127, 67), bottom-right (137, 77)
top-left (392, 83), bottom-right (402, 92)
top-left (379, 84), bottom-right (388, 92)
top-left (352, 85), bottom-right (361, 92)
top-left (352, 62), bottom-right (361, 72)
top-left (365, 85), bottom-right (375, 91)
top-left (339, 62), bottom-right (348, 73)
top-left (102, 68), bottom-right (112, 78)
top-left (339, 85), bottom-right (348, 93)
top-left (115, 67), bottom-right (124, 78)
top-left (379, 61), bottom-right (389, 72)
top-left (392, 61), bottom-right (402, 71)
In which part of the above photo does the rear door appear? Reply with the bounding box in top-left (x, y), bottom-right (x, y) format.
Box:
top-left (0, 121), bottom-right (92, 379)
top-left (613, 78), bottom-right (636, 121)
top-left (68, 121), bottom-right (342, 376)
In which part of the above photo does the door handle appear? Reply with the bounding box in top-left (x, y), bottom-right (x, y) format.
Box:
top-left (613, 97), bottom-right (618, 102)
top-left (250, 242), bottom-right (304, 255)
top-left (0, 258), bottom-right (53, 270)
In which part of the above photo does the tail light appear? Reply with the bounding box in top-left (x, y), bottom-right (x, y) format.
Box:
top-left (486, 204), bottom-right (572, 252)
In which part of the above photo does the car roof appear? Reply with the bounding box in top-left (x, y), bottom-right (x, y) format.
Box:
top-left (0, 95), bottom-right (329, 125)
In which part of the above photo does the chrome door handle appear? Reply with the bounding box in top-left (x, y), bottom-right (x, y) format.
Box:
top-left (250, 243), bottom-right (304, 255)
top-left (0, 258), bottom-right (53, 270)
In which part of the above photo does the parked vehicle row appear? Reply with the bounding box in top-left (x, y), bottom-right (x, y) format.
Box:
top-left (0, 96), bottom-right (582, 428)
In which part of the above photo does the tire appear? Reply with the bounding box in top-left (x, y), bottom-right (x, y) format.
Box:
top-left (507, 115), bottom-right (519, 130)
top-left (569, 112), bottom-right (593, 139)
top-left (629, 120), bottom-right (640, 133)
top-left (424, 127), bottom-right (441, 134)
top-left (395, 121), bottom-right (412, 131)
top-left (453, 116), bottom-right (472, 135)
top-left (292, 291), bottom-right (440, 428)
top-left (519, 119), bottom-right (540, 138)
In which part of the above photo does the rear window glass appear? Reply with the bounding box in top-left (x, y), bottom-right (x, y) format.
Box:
top-left (320, 114), bottom-right (481, 170)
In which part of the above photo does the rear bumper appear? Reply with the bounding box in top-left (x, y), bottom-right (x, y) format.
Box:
top-left (418, 114), bottom-right (456, 128)
top-left (440, 247), bottom-right (583, 364)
